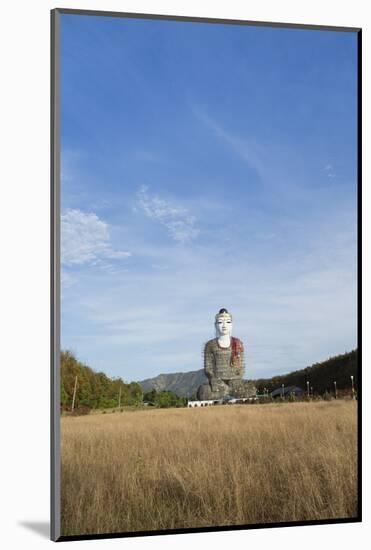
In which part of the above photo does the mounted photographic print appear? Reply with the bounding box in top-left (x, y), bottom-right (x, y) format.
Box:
top-left (51, 8), bottom-right (361, 542)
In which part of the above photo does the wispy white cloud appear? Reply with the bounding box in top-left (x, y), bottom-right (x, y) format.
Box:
top-left (135, 185), bottom-right (199, 243)
top-left (324, 163), bottom-right (336, 179)
top-left (61, 208), bottom-right (131, 267)
top-left (192, 107), bottom-right (265, 175)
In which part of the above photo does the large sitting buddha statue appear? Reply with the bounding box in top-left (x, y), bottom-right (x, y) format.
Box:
top-left (197, 308), bottom-right (256, 400)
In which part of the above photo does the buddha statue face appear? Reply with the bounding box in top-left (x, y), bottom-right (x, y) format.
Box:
top-left (215, 312), bottom-right (233, 337)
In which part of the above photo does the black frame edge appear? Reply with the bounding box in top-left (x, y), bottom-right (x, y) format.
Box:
top-left (356, 28), bottom-right (362, 523)
top-left (51, 7), bottom-right (61, 543)
top-left (53, 7), bottom-right (361, 33)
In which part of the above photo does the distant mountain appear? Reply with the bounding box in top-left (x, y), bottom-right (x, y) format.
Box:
top-left (139, 369), bottom-right (207, 398)
top-left (138, 349), bottom-right (358, 398)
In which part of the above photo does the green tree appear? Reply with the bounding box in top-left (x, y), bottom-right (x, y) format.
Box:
top-left (143, 389), bottom-right (157, 404)
top-left (61, 350), bottom-right (135, 410)
top-left (60, 381), bottom-right (69, 407)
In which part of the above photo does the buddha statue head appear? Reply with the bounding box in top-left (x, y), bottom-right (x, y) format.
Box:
top-left (215, 308), bottom-right (233, 337)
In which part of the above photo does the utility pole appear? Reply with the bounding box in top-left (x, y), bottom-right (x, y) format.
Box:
top-left (351, 375), bottom-right (355, 400)
top-left (334, 381), bottom-right (337, 400)
top-left (71, 375), bottom-right (78, 411)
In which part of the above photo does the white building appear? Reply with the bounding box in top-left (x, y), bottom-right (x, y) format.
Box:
top-left (187, 400), bottom-right (219, 407)
top-left (187, 397), bottom-right (257, 407)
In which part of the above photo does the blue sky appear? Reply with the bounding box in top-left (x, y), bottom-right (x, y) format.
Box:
top-left (60, 14), bottom-right (358, 382)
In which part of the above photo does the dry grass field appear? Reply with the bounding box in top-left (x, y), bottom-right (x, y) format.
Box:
top-left (60, 400), bottom-right (357, 536)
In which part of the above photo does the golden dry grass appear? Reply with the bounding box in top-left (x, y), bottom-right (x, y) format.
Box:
top-left (60, 400), bottom-right (357, 536)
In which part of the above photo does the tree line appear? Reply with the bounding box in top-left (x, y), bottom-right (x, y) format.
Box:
top-left (142, 388), bottom-right (187, 408)
top-left (61, 348), bottom-right (358, 411)
top-left (60, 350), bottom-right (185, 410)
top-left (253, 349), bottom-right (358, 395)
